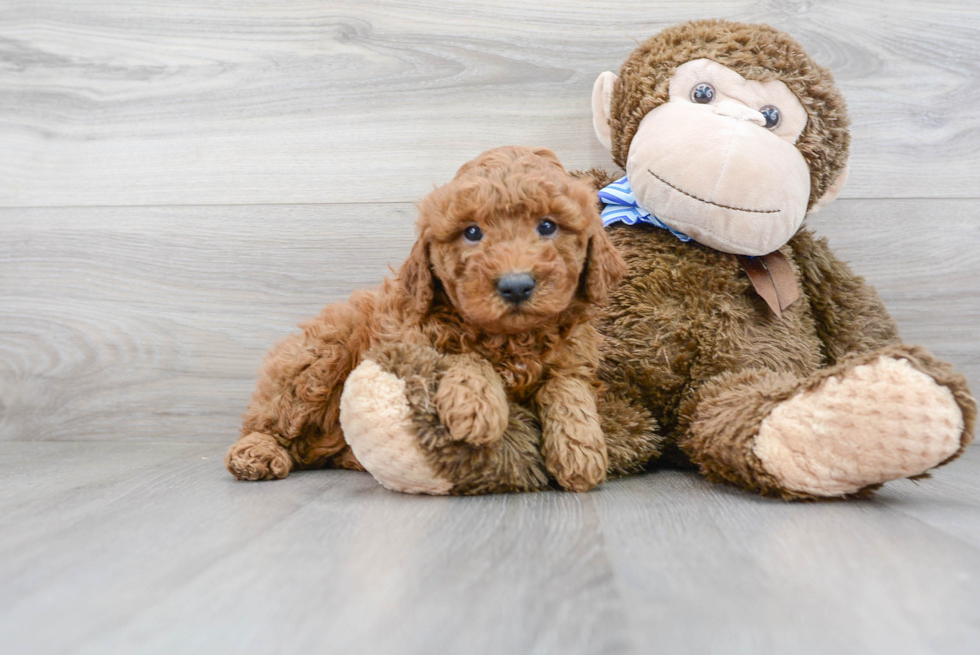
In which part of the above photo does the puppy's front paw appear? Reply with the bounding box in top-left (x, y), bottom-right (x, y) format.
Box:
top-left (541, 414), bottom-right (608, 492)
top-left (433, 357), bottom-right (509, 446)
top-left (545, 434), bottom-right (608, 493)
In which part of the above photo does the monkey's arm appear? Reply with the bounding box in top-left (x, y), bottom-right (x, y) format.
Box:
top-left (790, 228), bottom-right (901, 364)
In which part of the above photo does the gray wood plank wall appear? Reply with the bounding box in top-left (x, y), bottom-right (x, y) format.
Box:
top-left (1, 1), bottom-right (978, 444)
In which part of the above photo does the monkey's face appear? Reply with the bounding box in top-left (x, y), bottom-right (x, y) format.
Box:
top-left (597, 59), bottom-right (819, 256)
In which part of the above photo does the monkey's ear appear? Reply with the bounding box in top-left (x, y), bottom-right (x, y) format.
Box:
top-left (398, 236), bottom-right (434, 315)
top-left (809, 161), bottom-right (849, 214)
top-left (592, 72), bottom-right (618, 151)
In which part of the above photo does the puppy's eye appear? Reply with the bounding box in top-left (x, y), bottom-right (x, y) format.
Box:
top-left (537, 218), bottom-right (558, 237)
top-left (760, 105), bottom-right (780, 129)
top-left (462, 225), bottom-right (483, 243)
top-left (691, 83), bottom-right (714, 104)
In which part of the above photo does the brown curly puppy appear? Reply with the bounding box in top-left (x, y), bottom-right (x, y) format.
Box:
top-left (226, 146), bottom-right (626, 492)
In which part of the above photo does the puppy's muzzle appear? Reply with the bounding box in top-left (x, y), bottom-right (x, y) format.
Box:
top-left (496, 273), bottom-right (536, 305)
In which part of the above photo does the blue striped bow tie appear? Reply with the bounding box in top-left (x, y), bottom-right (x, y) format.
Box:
top-left (598, 176), bottom-right (690, 242)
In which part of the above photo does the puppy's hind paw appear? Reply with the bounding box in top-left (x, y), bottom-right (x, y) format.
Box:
top-left (225, 432), bottom-right (292, 481)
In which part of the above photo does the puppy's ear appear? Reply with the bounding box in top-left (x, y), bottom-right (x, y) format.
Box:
top-left (582, 228), bottom-right (627, 304)
top-left (531, 148), bottom-right (565, 171)
top-left (566, 176), bottom-right (626, 303)
top-left (398, 234), bottom-right (434, 315)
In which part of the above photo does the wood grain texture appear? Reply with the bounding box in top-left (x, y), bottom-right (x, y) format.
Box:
top-left (1, 441), bottom-right (979, 654)
top-left (807, 199), bottom-right (980, 378)
top-left (1, 199), bottom-right (976, 443)
top-left (1, 0), bottom-right (978, 206)
top-left (593, 451), bottom-right (980, 655)
top-left (0, 203), bottom-right (417, 442)
top-left (880, 453), bottom-right (980, 552)
top-left (0, 442), bottom-right (626, 655)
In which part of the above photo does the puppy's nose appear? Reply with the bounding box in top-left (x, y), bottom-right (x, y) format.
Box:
top-left (497, 273), bottom-right (536, 304)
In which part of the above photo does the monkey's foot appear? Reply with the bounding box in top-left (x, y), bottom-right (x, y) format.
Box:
top-left (340, 343), bottom-right (549, 496)
top-left (225, 432), bottom-right (293, 481)
top-left (753, 355), bottom-right (965, 497)
top-left (340, 355), bottom-right (454, 495)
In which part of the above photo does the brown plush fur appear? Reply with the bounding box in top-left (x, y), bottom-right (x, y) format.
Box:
top-left (572, 19), bottom-right (975, 499)
top-left (608, 19), bottom-right (850, 210)
top-left (682, 344), bottom-right (977, 500)
top-left (226, 146), bottom-right (626, 491)
top-left (591, 211), bottom-right (974, 500)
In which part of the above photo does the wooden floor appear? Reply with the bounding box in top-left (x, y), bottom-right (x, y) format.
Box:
top-left (2, 1), bottom-right (979, 653)
top-left (2, 442), bottom-right (980, 654)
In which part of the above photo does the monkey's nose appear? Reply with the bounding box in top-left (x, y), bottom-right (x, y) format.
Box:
top-left (713, 99), bottom-right (767, 127)
top-left (497, 273), bottom-right (536, 304)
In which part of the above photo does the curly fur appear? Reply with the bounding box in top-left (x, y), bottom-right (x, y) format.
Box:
top-left (226, 146), bottom-right (626, 490)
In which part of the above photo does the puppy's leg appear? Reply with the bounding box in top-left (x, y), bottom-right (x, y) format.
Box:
top-left (433, 354), bottom-right (509, 446)
top-left (536, 376), bottom-right (607, 492)
top-left (329, 446), bottom-right (365, 471)
top-left (227, 302), bottom-right (367, 481)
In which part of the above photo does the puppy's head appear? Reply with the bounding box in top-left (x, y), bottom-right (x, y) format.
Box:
top-left (399, 146), bottom-right (626, 334)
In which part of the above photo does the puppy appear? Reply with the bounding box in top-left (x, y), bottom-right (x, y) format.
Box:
top-left (225, 146), bottom-right (626, 491)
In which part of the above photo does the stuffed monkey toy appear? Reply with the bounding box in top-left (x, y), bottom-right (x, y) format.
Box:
top-left (340, 19), bottom-right (976, 499)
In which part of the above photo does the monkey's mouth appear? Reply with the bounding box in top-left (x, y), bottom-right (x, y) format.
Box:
top-left (647, 169), bottom-right (780, 214)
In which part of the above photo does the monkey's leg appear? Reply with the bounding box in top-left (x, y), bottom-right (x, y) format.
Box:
top-left (596, 388), bottom-right (664, 478)
top-left (679, 345), bottom-right (975, 500)
top-left (340, 343), bottom-right (549, 495)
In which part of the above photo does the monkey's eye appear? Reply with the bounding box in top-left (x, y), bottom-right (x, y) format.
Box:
top-left (760, 105), bottom-right (781, 129)
top-left (462, 225), bottom-right (483, 243)
top-left (691, 83), bottom-right (714, 104)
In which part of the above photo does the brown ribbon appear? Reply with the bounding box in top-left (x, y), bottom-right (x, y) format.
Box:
top-left (736, 251), bottom-right (800, 318)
